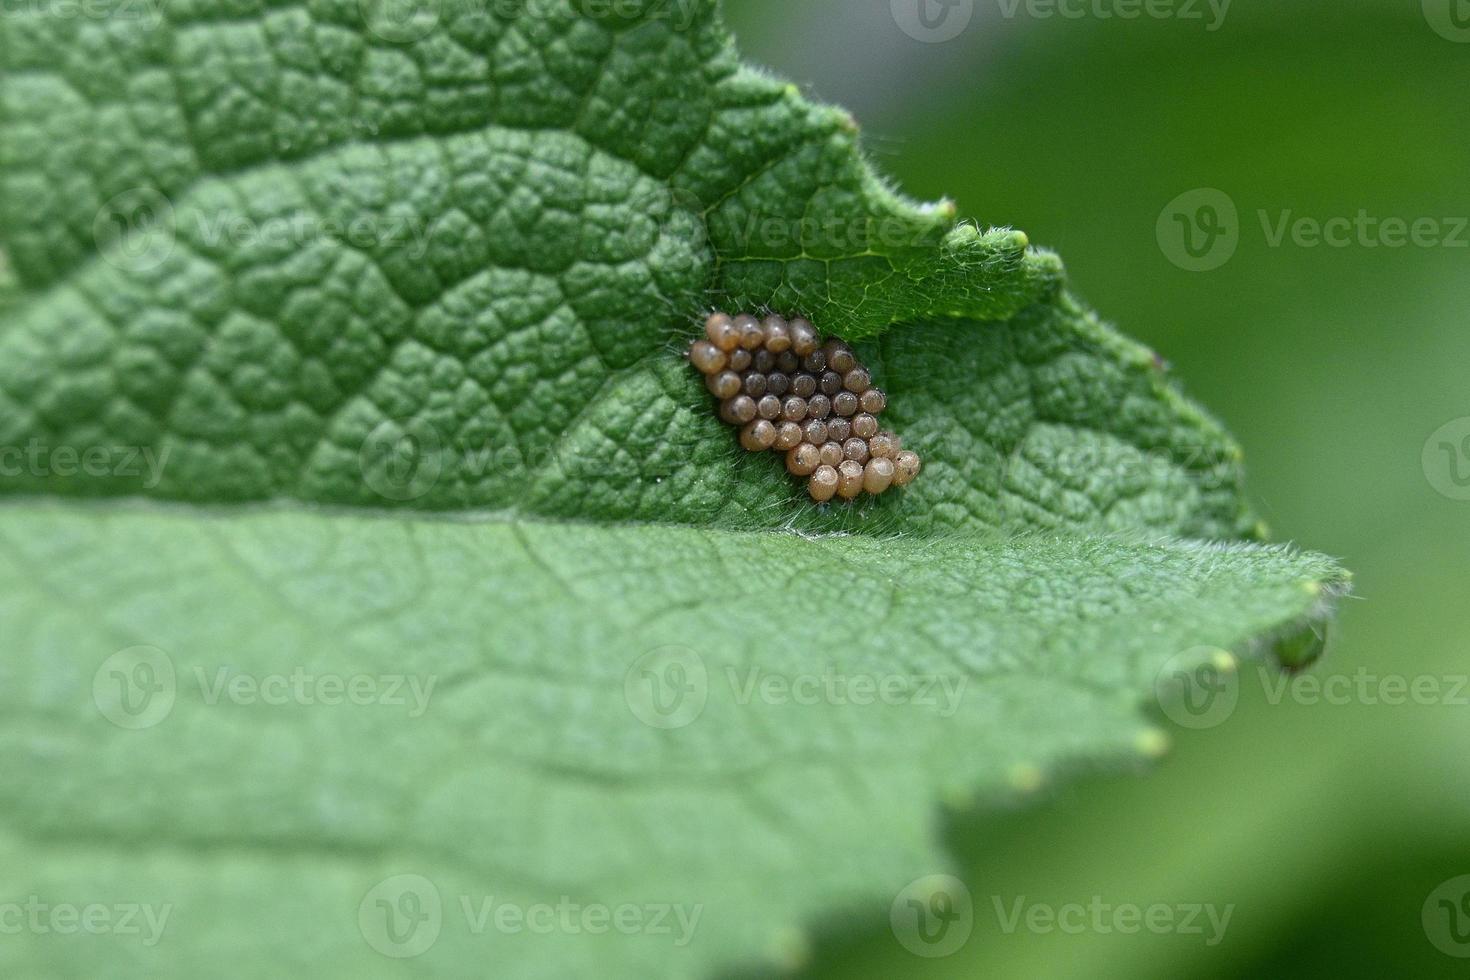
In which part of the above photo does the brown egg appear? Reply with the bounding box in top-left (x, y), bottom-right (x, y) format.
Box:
top-left (763, 315), bottom-right (791, 353)
top-left (735, 314), bottom-right (764, 350)
top-left (740, 420), bottom-right (777, 452)
top-left (787, 442), bottom-right (820, 476)
top-left (705, 313), bottom-right (740, 352)
top-left (863, 457), bottom-right (896, 495)
top-left (706, 370), bottom-right (740, 399)
top-left (867, 431), bottom-right (899, 459)
top-left (836, 459), bottom-right (864, 499)
top-left (691, 315), bottom-right (920, 496)
top-left (774, 421), bottom-right (804, 451)
top-left (893, 450), bottom-right (922, 486)
top-left (690, 340), bottom-right (727, 374)
top-left (790, 318), bottom-right (818, 357)
top-left (808, 465), bottom-right (839, 502)
top-left (721, 395), bottom-right (757, 425)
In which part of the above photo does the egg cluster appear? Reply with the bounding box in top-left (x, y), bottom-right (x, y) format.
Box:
top-left (689, 312), bottom-right (922, 501)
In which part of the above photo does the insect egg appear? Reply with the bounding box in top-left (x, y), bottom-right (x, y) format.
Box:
top-left (705, 313), bottom-right (740, 352)
top-left (706, 370), bottom-right (741, 399)
top-left (763, 316), bottom-right (792, 353)
top-left (721, 395), bottom-right (757, 425)
top-left (690, 313), bottom-right (921, 501)
top-left (867, 431), bottom-right (898, 459)
top-left (835, 459), bottom-right (865, 499)
top-left (689, 341), bottom-right (727, 374)
top-left (741, 419), bottom-right (777, 451)
top-left (790, 319), bottom-right (818, 357)
top-left (774, 421), bottom-right (804, 451)
top-left (808, 465), bottom-right (839, 502)
top-left (892, 450), bottom-right (922, 486)
top-left (863, 457), bottom-right (895, 494)
top-left (735, 314), bottom-right (764, 350)
top-left (787, 442), bottom-right (820, 476)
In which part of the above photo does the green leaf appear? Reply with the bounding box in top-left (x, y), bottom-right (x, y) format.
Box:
top-left (0, 506), bottom-right (1341, 978)
top-left (0, 0), bottom-right (1343, 976)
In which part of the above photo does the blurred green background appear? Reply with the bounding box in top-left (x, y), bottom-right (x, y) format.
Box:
top-left (722, 1), bottom-right (1469, 976)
